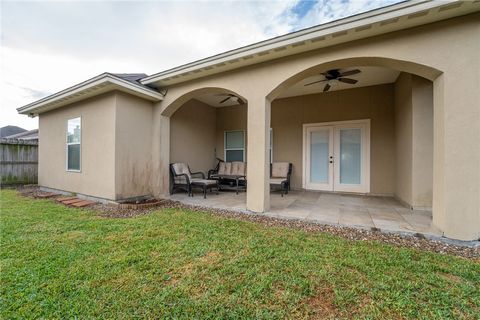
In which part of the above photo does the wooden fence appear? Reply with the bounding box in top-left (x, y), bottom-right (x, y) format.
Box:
top-left (0, 138), bottom-right (38, 186)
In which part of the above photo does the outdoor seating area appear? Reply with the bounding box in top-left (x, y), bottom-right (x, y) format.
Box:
top-left (171, 160), bottom-right (293, 198)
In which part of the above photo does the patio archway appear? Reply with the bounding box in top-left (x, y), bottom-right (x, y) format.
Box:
top-left (161, 87), bottom-right (248, 117)
top-left (266, 56), bottom-right (442, 101)
top-left (259, 56), bottom-right (441, 233)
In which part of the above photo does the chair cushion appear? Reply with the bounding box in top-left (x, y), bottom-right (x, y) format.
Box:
top-left (231, 161), bottom-right (246, 176)
top-left (191, 178), bottom-right (218, 186)
top-left (172, 163), bottom-right (191, 179)
top-left (270, 177), bottom-right (287, 185)
top-left (218, 162), bottom-right (231, 175)
top-left (272, 162), bottom-right (289, 178)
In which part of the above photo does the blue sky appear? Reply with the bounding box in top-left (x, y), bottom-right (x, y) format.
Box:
top-left (1, 0), bottom-right (401, 129)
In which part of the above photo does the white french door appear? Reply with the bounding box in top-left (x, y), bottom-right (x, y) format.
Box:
top-left (304, 120), bottom-right (370, 193)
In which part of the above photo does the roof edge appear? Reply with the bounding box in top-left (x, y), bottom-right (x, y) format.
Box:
top-left (17, 73), bottom-right (164, 115)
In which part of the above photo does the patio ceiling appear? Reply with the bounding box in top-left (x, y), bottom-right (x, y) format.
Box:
top-left (278, 66), bottom-right (400, 99)
top-left (194, 66), bottom-right (400, 107)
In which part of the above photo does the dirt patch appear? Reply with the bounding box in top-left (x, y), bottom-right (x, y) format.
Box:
top-left (438, 272), bottom-right (463, 284)
top-left (94, 199), bottom-right (179, 218)
top-left (304, 287), bottom-right (339, 319)
top-left (17, 185), bottom-right (59, 199)
top-left (117, 199), bottom-right (167, 210)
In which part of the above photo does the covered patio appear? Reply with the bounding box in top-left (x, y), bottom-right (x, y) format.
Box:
top-left (169, 191), bottom-right (440, 237)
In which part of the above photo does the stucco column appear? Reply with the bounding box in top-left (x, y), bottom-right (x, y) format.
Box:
top-left (432, 74), bottom-right (480, 241)
top-left (246, 96), bottom-right (271, 212)
top-left (151, 102), bottom-right (170, 197)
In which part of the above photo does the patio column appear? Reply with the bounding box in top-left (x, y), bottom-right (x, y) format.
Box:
top-left (246, 96), bottom-right (271, 212)
top-left (432, 73), bottom-right (480, 241)
top-left (151, 102), bottom-right (170, 197)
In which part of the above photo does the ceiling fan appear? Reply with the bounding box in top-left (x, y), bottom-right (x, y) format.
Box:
top-left (304, 69), bottom-right (361, 92)
top-left (216, 93), bottom-right (245, 105)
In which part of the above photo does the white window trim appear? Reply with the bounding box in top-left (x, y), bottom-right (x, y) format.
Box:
top-left (224, 130), bottom-right (245, 162)
top-left (269, 128), bottom-right (273, 163)
top-left (66, 117), bottom-right (82, 172)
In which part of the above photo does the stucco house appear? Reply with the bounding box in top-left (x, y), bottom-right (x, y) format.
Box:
top-left (17, 0), bottom-right (480, 241)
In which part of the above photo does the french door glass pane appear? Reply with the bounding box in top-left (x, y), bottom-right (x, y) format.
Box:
top-left (310, 130), bottom-right (329, 183)
top-left (339, 128), bottom-right (361, 184)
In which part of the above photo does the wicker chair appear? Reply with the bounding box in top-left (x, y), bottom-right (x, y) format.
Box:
top-left (270, 162), bottom-right (292, 197)
top-left (170, 163), bottom-right (219, 199)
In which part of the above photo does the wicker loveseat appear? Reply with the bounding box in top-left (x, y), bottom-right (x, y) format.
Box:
top-left (208, 160), bottom-right (246, 194)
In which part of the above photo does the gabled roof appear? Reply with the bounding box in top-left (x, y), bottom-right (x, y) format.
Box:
top-left (141, 0), bottom-right (480, 88)
top-left (0, 125), bottom-right (27, 138)
top-left (4, 129), bottom-right (39, 140)
top-left (17, 73), bottom-right (164, 116)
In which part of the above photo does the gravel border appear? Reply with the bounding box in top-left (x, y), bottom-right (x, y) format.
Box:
top-left (95, 199), bottom-right (479, 260)
top-left (15, 186), bottom-right (479, 260)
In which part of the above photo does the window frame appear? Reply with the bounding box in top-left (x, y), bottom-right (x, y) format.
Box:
top-left (269, 128), bottom-right (273, 163)
top-left (66, 117), bottom-right (82, 172)
top-left (224, 130), bottom-right (245, 162)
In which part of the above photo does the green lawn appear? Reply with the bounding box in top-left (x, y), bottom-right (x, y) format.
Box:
top-left (1, 190), bottom-right (479, 319)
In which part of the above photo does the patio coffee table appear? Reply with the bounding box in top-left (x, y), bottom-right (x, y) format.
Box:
top-left (216, 175), bottom-right (246, 195)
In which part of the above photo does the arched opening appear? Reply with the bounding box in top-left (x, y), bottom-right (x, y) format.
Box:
top-left (167, 87), bottom-right (248, 205)
top-left (265, 57), bottom-right (440, 233)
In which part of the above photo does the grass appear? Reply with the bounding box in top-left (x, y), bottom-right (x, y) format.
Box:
top-left (1, 190), bottom-right (479, 319)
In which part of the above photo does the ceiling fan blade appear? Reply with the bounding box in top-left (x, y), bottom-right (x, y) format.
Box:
top-left (338, 78), bottom-right (358, 84)
top-left (304, 79), bottom-right (328, 86)
top-left (323, 83), bottom-right (331, 92)
top-left (219, 97), bottom-right (231, 104)
top-left (339, 69), bottom-right (361, 77)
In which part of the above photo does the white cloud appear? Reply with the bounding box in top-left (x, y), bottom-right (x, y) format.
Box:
top-left (296, 0), bottom-right (401, 29)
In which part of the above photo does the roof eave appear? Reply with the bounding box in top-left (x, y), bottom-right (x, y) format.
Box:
top-left (17, 73), bottom-right (164, 116)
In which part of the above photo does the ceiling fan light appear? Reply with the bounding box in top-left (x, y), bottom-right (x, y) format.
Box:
top-left (328, 79), bottom-right (339, 87)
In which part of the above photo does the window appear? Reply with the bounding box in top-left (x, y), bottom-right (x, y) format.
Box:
top-left (224, 130), bottom-right (244, 162)
top-left (66, 117), bottom-right (81, 171)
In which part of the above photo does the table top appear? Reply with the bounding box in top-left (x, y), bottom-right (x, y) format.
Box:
top-left (216, 175), bottom-right (245, 179)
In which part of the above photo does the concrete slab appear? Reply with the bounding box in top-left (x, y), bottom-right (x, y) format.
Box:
top-left (170, 190), bottom-right (436, 237)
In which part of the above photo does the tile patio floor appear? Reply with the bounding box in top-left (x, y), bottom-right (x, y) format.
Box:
top-left (169, 190), bottom-right (442, 237)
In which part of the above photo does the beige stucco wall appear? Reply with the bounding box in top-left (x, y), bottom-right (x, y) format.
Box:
top-left (394, 73), bottom-right (433, 209)
top-left (214, 84), bottom-right (395, 193)
top-left (215, 104), bottom-right (247, 161)
top-left (411, 76), bottom-right (433, 208)
top-left (170, 99), bottom-right (217, 174)
top-left (38, 93), bottom-right (117, 199)
top-left (114, 92), bottom-right (154, 199)
top-left (394, 73), bottom-right (413, 205)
